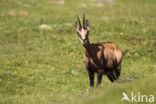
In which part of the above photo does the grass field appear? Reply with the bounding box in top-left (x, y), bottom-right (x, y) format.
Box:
top-left (0, 0), bottom-right (156, 104)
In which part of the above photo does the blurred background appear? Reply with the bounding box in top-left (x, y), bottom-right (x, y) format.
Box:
top-left (0, 0), bottom-right (156, 104)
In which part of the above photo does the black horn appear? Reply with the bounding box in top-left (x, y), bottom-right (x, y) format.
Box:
top-left (83, 13), bottom-right (85, 28)
top-left (77, 15), bottom-right (82, 29)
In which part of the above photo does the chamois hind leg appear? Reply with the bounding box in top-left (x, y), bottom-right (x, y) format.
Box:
top-left (107, 71), bottom-right (116, 82)
top-left (96, 72), bottom-right (102, 87)
top-left (88, 71), bottom-right (94, 87)
top-left (114, 65), bottom-right (121, 79)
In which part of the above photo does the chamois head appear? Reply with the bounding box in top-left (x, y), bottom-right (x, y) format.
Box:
top-left (75, 14), bottom-right (90, 45)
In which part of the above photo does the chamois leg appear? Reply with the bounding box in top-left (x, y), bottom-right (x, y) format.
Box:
top-left (107, 71), bottom-right (116, 82)
top-left (88, 71), bottom-right (94, 87)
top-left (112, 71), bottom-right (117, 80)
top-left (96, 72), bottom-right (102, 87)
top-left (114, 65), bottom-right (121, 79)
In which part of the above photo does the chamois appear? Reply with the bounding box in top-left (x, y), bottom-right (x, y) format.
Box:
top-left (75, 14), bottom-right (123, 87)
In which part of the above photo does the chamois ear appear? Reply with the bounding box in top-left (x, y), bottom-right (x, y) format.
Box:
top-left (75, 22), bottom-right (79, 32)
top-left (86, 19), bottom-right (89, 31)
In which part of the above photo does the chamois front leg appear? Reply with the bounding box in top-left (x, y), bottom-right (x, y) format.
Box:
top-left (96, 71), bottom-right (102, 87)
top-left (88, 71), bottom-right (94, 87)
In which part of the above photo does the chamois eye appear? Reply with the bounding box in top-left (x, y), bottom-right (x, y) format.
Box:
top-left (78, 34), bottom-right (82, 38)
top-left (86, 34), bottom-right (88, 39)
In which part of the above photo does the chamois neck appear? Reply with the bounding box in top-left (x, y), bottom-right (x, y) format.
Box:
top-left (83, 40), bottom-right (91, 54)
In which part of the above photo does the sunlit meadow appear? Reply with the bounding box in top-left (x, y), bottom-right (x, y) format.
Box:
top-left (0, 0), bottom-right (156, 104)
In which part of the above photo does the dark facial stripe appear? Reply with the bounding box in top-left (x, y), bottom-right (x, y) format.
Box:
top-left (80, 34), bottom-right (88, 41)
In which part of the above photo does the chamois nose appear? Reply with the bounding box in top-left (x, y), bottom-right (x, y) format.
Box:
top-left (82, 38), bottom-right (86, 41)
top-left (82, 39), bottom-right (87, 44)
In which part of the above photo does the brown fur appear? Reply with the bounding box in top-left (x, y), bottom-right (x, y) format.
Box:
top-left (75, 15), bottom-right (122, 87)
top-left (82, 40), bottom-right (122, 87)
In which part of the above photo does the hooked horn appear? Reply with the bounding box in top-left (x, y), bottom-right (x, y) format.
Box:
top-left (83, 13), bottom-right (85, 28)
top-left (77, 15), bottom-right (82, 29)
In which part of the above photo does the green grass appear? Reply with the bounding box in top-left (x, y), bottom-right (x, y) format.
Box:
top-left (0, 0), bottom-right (156, 104)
